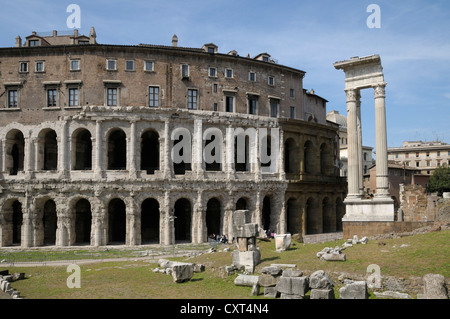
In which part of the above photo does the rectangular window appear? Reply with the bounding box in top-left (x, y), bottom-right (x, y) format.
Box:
top-left (107, 88), bottom-right (117, 106)
top-left (416, 161), bottom-right (420, 167)
top-left (248, 98), bottom-right (257, 115)
top-left (226, 69), bottom-right (233, 78)
top-left (69, 88), bottom-right (79, 106)
top-left (35, 61), bottom-right (44, 72)
top-left (290, 89), bottom-right (295, 98)
top-left (209, 67), bottom-right (217, 77)
top-left (270, 99), bottom-right (279, 118)
top-left (437, 151), bottom-right (441, 156)
top-left (395, 153), bottom-right (398, 158)
top-left (70, 60), bottom-right (80, 71)
top-left (188, 89), bottom-right (197, 109)
top-left (20, 62), bottom-right (28, 73)
top-left (182, 64), bottom-right (189, 78)
top-left (149, 86), bottom-right (159, 107)
top-left (225, 96), bottom-right (234, 112)
top-left (8, 90), bottom-right (18, 108)
top-left (213, 84), bottom-right (218, 93)
top-left (268, 76), bottom-right (275, 86)
top-left (107, 59), bottom-right (117, 70)
top-left (249, 72), bottom-right (256, 82)
top-left (426, 152), bottom-right (430, 157)
top-left (47, 89), bottom-right (57, 107)
top-left (125, 60), bottom-right (135, 71)
top-left (426, 161), bottom-right (430, 167)
top-left (290, 106), bottom-right (295, 119)
top-left (145, 61), bottom-right (154, 71)
top-left (213, 103), bottom-right (218, 111)
top-left (29, 40), bottom-right (39, 47)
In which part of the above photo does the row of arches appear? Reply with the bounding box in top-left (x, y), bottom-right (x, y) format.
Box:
top-left (2, 196), bottom-right (255, 247)
top-left (3, 127), bottom-right (334, 176)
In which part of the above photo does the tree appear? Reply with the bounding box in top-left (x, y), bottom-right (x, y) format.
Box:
top-left (427, 165), bottom-right (450, 196)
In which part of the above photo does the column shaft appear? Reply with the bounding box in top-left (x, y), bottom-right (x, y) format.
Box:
top-left (345, 89), bottom-right (361, 198)
top-left (374, 84), bottom-right (390, 197)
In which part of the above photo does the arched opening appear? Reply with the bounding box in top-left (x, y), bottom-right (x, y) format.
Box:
top-left (336, 197), bottom-right (345, 231)
top-left (205, 134), bottom-right (222, 171)
top-left (43, 130), bottom-right (58, 171)
top-left (322, 197), bottom-right (335, 233)
top-left (235, 134), bottom-right (249, 172)
top-left (173, 135), bottom-right (192, 175)
top-left (141, 198), bottom-right (160, 244)
top-left (108, 198), bottom-right (126, 244)
top-left (306, 197), bottom-right (319, 235)
top-left (174, 198), bottom-right (191, 242)
top-left (73, 129), bottom-right (92, 170)
top-left (284, 138), bottom-right (298, 174)
top-left (262, 196), bottom-right (271, 231)
top-left (43, 199), bottom-right (57, 245)
top-left (320, 143), bottom-right (330, 175)
top-left (206, 198), bottom-right (221, 238)
top-left (141, 130), bottom-right (160, 174)
top-left (12, 200), bottom-right (23, 245)
top-left (75, 199), bottom-right (92, 244)
top-left (235, 197), bottom-right (247, 210)
top-left (304, 141), bottom-right (314, 174)
top-left (286, 198), bottom-right (300, 234)
top-left (107, 129), bottom-right (127, 170)
top-left (260, 134), bottom-right (272, 169)
top-left (6, 130), bottom-right (25, 175)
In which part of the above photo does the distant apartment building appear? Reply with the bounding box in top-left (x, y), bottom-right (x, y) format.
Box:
top-left (326, 110), bottom-right (374, 177)
top-left (388, 141), bottom-right (450, 175)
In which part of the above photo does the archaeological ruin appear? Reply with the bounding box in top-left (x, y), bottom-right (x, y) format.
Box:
top-left (0, 28), bottom-right (346, 248)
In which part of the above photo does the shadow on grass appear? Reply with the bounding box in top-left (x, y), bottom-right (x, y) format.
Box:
top-left (259, 256), bottom-right (280, 263)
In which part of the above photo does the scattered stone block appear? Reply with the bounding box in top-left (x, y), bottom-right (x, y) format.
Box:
top-left (234, 274), bottom-right (260, 287)
top-left (258, 273), bottom-right (281, 287)
top-left (320, 253), bottom-right (346, 261)
top-left (232, 249), bottom-right (261, 273)
top-left (310, 288), bottom-right (335, 299)
top-left (264, 286), bottom-right (280, 298)
top-left (251, 283), bottom-right (260, 296)
top-left (171, 263), bottom-right (194, 283)
top-left (309, 270), bottom-right (334, 289)
top-left (275, 276), bottom-right (309, 297)
top-left (282, 269), bottom-right (303, 277)
top-left (374, 291), bottom-right (412, 299)
top-left (423, 274), bottom-right (448, 299)
top-left (339, 280), bottom-right (369, 299)
top-left (280, 293), bottom-right (303, 299)
top-left (193, 264), bottom-right (205, 273)
top-left (275, 234), bottom-right (291, 251)
top-left (261, 266), bottom-right (282, 276)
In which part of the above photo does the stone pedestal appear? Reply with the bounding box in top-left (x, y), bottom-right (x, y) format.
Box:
top-left (343, 197), bottom-right (394, 222)
top-left (275, 234), bottom-right (291, 251)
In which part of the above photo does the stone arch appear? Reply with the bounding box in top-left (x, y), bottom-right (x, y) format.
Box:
top-left (141, 129), bottom-right (160, 174)
top-left (306, 197), bottom-right (320, 235)
top-left (0, 199), bottom-right (24, 246)
top-left (12, 200), bottom-right (23, 245)
top-left (204, 129), bottom-right (222, 172)
top-left (174, 198), bottom-right (192, 243)
top-left (320, 142), bottom-right (331, 175)
top-left (5, 129), bottom-right (25, 175)
top-left (37, 129), bottom-right (58, 171)
top-left (234, 134), bottom-right (249, 172)
top-left (141, 198), bottom-right (160, 244)
top-left (286, 197), bottom-right (300, 234)
top-left (74, 198), bottom-right (92, 244)
top-left (262, 195), bottom-right (272, 231)
top-left (284, 138), bottom-right (299, 174)
top-left (206, 197), bottom-right (221, 238)
top-left (108, 198), bottom-right (126, 244)
top-left (322, 197), bottom-right (335, 233)
top-left (304, 140), bottom-right (315, 174)
top-left (235, 197), bottom-right (248, 210)
top-left (107, 129), bottom-right (127, 170)
top-left (72, 128), bottom-right (92, 170)
top-left (43, 199), bottom-right (57, 245)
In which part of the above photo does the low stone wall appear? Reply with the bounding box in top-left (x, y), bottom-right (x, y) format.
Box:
top-left (343, 221), bottom-right (433, 239)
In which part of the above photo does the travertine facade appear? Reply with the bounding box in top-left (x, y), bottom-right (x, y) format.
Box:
top-left (0, 28), bottom-right (345, 247)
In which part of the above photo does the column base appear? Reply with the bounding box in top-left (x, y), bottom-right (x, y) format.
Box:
top-left (343, 197), bottom-right (394, 222)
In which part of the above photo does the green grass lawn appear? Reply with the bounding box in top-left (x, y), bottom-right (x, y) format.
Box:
top-left (1, 230), bottom-right (448, 299)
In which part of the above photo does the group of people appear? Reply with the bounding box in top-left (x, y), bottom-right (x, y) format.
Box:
top-left (209, 233), bottom-right (229, 244)
top-left (265, 229), bottom-right (276, 239)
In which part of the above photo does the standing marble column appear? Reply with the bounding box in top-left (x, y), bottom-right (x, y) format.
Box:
top-left (345, 89), bottom-right (362, 198)
top-left (374, 83), bottom-right (390, 197)
top-left (356, 92), bottom-right (364, 196)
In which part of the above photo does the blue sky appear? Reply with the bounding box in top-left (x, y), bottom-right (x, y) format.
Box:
top-left (1, 0), bottom-right (449, 150)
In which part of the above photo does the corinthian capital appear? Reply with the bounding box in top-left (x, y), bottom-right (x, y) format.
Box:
top-left (374, 83), bottom-right (387, 98)
top-left (345, 89), bottom-right (359, 102)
